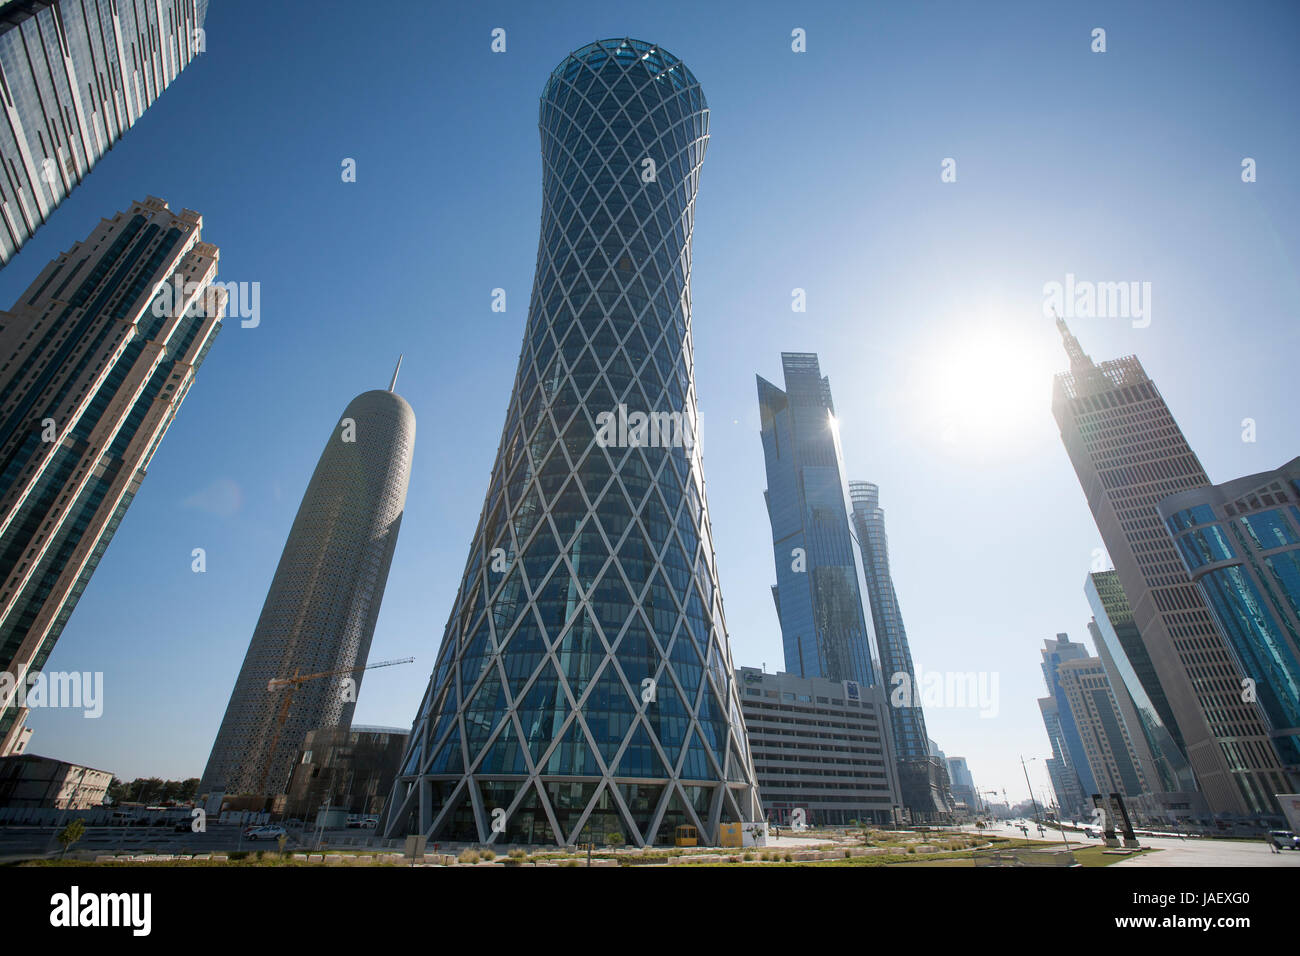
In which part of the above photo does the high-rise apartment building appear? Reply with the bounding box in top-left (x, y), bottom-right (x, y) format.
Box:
top-left (1040, 696), bottom-right (1088, 820)
top-left (1052, 317), bottom-right (1288, 816)
top-left (1037, 634), bottom-right (1096, 819)
top-left (1158, 458), bottom-right (1300, 788)
top-left (0, 0), bottom-right (211, 266)
top-left (385, 39), bottom-right (759, 847)
top-left (0, 196), bottom-right (224, 755)
top-left (759, 353), bottom-right (875, 688)
top-left (199, 371), bottom-right (415, 800)
top-left (849, 480), bottom-right (951, 821)
top-left (737, 666), bottom-right (900, 827)
top-left (1055, 655), bottom-right (1148, 802)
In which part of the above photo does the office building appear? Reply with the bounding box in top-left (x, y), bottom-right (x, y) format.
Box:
top-left (737, 666), bottom-right (900, 826)
top-left (0, 0), bottom-right (211, 265)
top-left (385, 39), bottom-right (759, 847)
top-left (1052, 317), bottom-right (1287, 816)
top-left (199, 369), bottom-right (416, 801)
top-left (1158, 458), bottom-right (1300, 787)
top-left (758, 354), bottom-right (875, 688)
top-left (0, 196), bottom-right (225, 755)
top-left (849, 480), bottom-right (951, 821)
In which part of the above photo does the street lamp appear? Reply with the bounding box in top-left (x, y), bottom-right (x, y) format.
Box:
top-left (1019, 755), bottom-right (1043, 826)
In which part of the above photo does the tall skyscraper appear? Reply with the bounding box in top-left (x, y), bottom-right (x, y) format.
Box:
top-left (0, 0), bottom-right (211, 266)
top-left (1037, 634), bottom-right (1095, 820)
top-left (199, 369), bottom-right (415, 800)
top-left (1052, 317), bottom-right (1288, 816)
top-left (758, 353), bottom-right (875, 688)
top-left (384, 39), bottom-right (759, 847)
top-left (0, 196), bottom-right (224, 755)
top-left (849, 480), bottom-right (951, 821)
top-left (1158, 458), bottom-right (1300, 788)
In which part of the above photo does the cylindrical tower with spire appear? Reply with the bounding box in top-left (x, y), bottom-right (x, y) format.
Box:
top-left (199, 363), bottom-right (416, 801)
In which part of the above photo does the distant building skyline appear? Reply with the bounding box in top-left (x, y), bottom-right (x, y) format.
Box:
top-left (198, 373), bottom-right (415, 800)
top-left (0, 196), bottom-right (225, 756)
top-left (0, 0), bottom-right (211, 266)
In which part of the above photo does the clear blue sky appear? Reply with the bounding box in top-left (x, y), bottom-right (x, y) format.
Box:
top-left (4, 0), bottom-right (1297, 806)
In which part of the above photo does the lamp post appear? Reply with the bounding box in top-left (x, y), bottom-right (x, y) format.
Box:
top-left (1019, 755), bottom-right (1043, 827)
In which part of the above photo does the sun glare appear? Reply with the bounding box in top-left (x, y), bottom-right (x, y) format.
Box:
top-left (921, 324), bottom-right (1051, 449)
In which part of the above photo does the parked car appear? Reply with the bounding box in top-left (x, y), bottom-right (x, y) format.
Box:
top-left (1268, 830), bottom-right (1299, 850)
top-left (246, 825), bottom-right (287, 842)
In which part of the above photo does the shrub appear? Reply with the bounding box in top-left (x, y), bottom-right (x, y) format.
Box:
top-left (56, 819), bottom-right (86, 857)
top-left (458, 849), bottom-right (480, 864)
top-left (742, 851), bottom-right (754, 861)
top-left (479, 848), bottom-right (496, 861)
top-left (783, 853), bottom-right (793, 862)
top-left (844, 850), bottom-right (852, 858)
top-left (229, 851), bottom-right (249, 861)
top-left (507, 848), bottom-right (527, 860)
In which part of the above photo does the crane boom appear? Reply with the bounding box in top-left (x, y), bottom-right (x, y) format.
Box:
top-left (267, 656), bottom-right (415, 689)
top-left (254, 656), bottom-right (415, 803)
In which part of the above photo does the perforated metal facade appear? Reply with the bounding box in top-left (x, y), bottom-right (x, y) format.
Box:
top-left (199, 386), bottom-right (415, 799)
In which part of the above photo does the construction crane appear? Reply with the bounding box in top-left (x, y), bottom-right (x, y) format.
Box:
top-left (255, 656), bottom-right (415, 804)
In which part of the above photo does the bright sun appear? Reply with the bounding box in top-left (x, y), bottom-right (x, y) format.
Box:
top-left (920, 324), bottom-right (1051, 450)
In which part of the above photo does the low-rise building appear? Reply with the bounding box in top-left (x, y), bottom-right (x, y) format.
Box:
top-left (0, 754), bottom-right (112, 809)
top-left (737, 667), bottom-right (901, 827)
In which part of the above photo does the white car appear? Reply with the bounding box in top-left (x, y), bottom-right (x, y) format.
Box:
top-left (246, 825), bottom-right (286, 842)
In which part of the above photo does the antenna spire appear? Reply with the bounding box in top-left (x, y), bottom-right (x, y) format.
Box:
top-left (389, 354), bottom-right (403, 392)
top-left (1053, 309), bottom-right (1093, 372)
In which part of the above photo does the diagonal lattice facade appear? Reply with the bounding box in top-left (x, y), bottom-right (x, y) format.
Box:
top-left (384, 38), bottom-right (760, 846)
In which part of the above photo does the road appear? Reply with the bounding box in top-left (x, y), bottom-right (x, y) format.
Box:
top-left (975, 820), bottom-right (1300, 867)
top-left (0, 823), bottom-right (379, 862)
